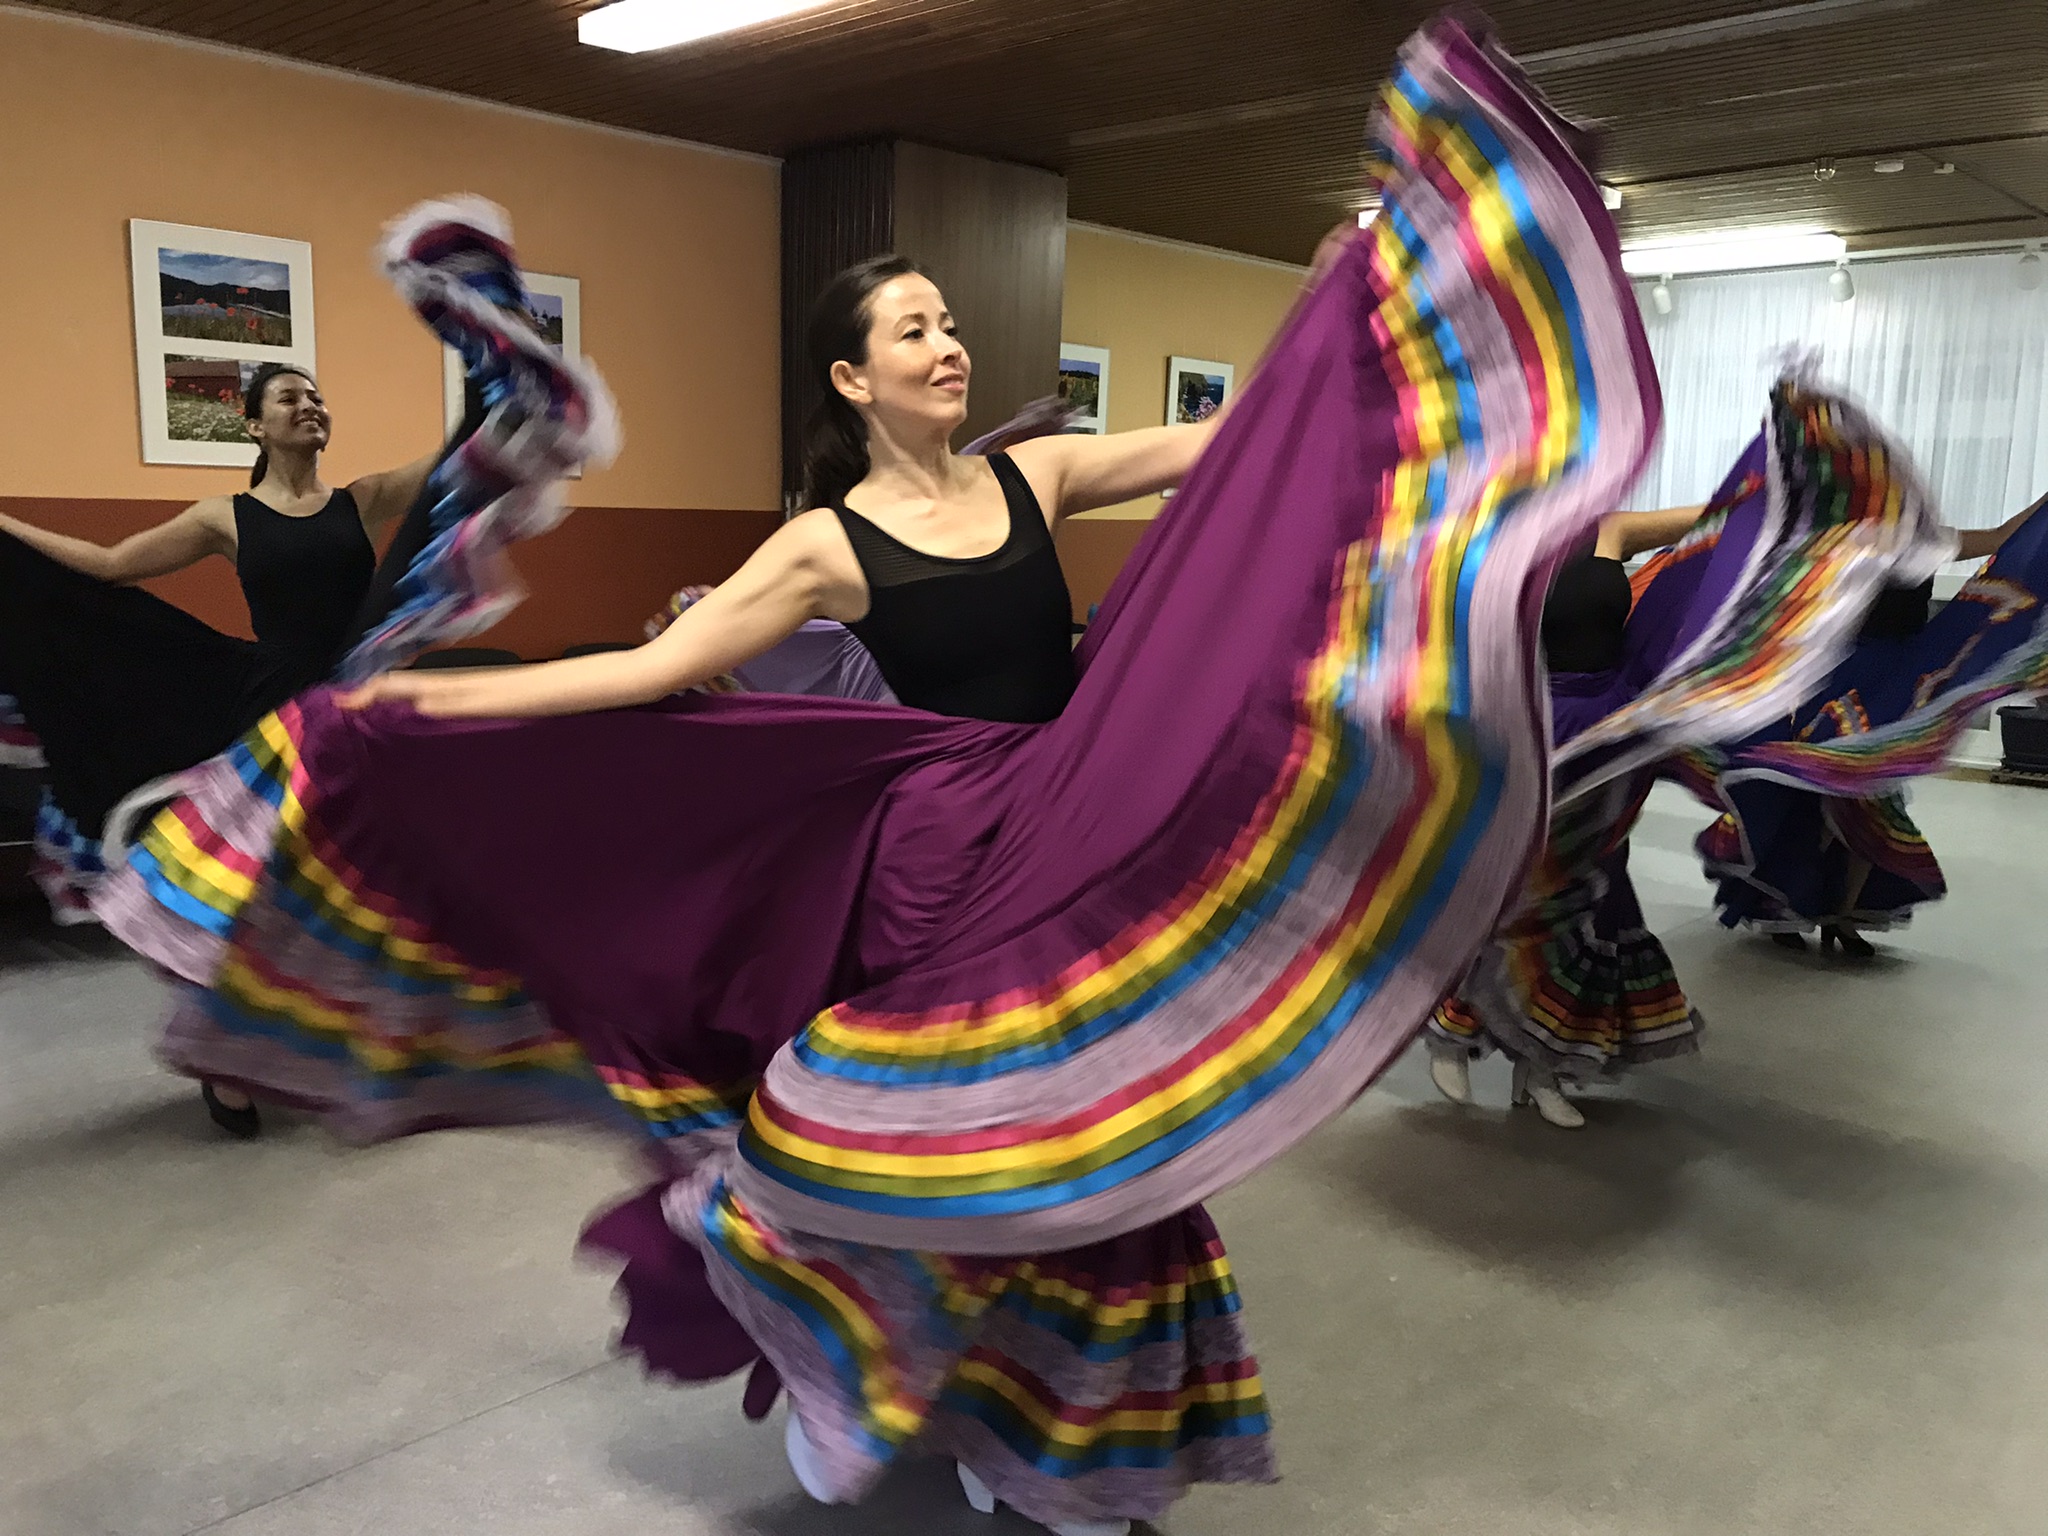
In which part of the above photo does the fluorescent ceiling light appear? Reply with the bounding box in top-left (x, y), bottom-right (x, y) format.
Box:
top-left (1621, 227), bottom-right (1847, 276)
top-left (579, 0), bottom-right (835, 54)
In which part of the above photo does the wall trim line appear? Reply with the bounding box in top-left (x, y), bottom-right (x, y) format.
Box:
top-left (1068, 220), bottom-right (1308, 276)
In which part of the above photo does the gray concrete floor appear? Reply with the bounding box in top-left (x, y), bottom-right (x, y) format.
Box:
top-left (3, 776), bottom-right (2046, 1536)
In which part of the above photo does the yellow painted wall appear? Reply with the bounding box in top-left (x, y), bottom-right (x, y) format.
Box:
top-left (1060, 223), bottom-right (1304, 519)
top-left (0, 7), bottom-right (781, 511)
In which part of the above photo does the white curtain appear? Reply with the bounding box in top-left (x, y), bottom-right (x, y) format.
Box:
top-left (1626, 251), bottom-right (2048, 530)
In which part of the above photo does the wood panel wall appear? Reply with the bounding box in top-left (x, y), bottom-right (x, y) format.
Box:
top-left (892, 143), bottom-right (1068, 450)
top-left (779, 141), bottom-right (896, 508)
top-left (780, 140), bottom-right (1067, 505)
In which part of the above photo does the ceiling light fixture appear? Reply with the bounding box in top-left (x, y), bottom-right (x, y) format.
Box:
top-left (1600, 183), bottom-right (1625, 211)
top-left (1357, 203), bottom-right (1381, 228)
top-left (578, 0), bottom-right (835, 54)
top-left (1828, 260), bottom-right (1856, 302)
top-left (1650, 277), bottom-right (1675, 316)
top-left (2020, 247), bottom-right (2044, 293)
top-left (1621, 227), bottom-right (1847, 277)
top-left (1873, 158), bottom-right (1907, 174)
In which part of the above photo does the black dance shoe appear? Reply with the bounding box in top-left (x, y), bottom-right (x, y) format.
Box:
top-left (201, 1082), bottom-right (262, 1139)
top-left (1820, 925), bottom-right (1876, 962)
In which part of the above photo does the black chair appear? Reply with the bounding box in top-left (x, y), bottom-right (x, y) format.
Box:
top-left (1996, 702), bottom-right (2048, 783)
top-left (0, 766), bottom-right (41, 900)
top-left (409, 647), bottom-right (524, 671)
top-left (560, 642), bottom-right (636, 660)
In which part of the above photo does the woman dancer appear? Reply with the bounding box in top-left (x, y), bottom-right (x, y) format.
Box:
top-left (350, 247), bottom-right (1270, 1536)
top-left (1699, 496), bottom-right (2045, 957)
top-left (6, 200), bottom-right (613, 1132)
top-left (104, 21), bottom-right (1677, 1531)
top-left (1429, 378), bottom-right (1962, 1127)
top-left (1689, 488), bottom-right (2048, 953)
top-left (1428, 502), bottom-right (1709, 1127)
top-left (0, 364), bottom-right (436, 1129)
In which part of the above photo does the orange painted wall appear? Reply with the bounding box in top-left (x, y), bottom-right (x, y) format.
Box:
top-left (1060, 224), bottom-right (1304, 527)
top-left (0, 7), bottom-right (780, 513)
top-left (1054, 224), bottom-right (1303, 617)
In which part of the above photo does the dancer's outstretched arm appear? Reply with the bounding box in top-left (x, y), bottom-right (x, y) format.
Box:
top-left (1953, 487), bottom-right (2047, 560)
top-left (1008, 220), bottom-right (1364, 522)
top-left (0, 500), bottom-right (234, 585)
top-left (1592, 504), bottom-right (1711, 562)
top-left (343, 509), bottom-right (864, 720)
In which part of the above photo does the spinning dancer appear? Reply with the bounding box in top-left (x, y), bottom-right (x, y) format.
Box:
top-left (3, 207), bottom-right (615, 1138)
top-left (1428, 502), bottom-right (1709, 1127)
top-left (1696, 494), bottom-right (2046, 957)
top-left (1686, 488), bottom-right (2048, 955)
top-left (0, 365), bottom-right (433, 914)
top-left (105, 20), bottom-right (1670, 1531)
top-left (0, 365), bottom-right (433, 1131)
top-left (1431, 382), bottom-right (1961, 1126)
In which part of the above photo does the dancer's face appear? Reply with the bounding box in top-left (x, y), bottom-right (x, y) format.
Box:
top-left (832, 274), bottom-right (971, 436)
top-left (249, 372), bottom-right (331, 455)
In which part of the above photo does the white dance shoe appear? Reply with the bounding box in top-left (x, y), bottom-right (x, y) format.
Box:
top-left (784, 1413), bottom-right (843, 1504)
top-left (1511, 1060), bottom-right (1584, 1128)
top-left (957, 1462), bottom-right (1131, 1536)
top-left (1428, 1050), bottom-right (1472, 1104)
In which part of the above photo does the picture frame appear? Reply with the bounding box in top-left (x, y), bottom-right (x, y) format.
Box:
top-left (130, 219), bottom-right (316, 467)
top-left (1164, 355), bottom-right (1234, 427)
top-left (1057, 343), bottom-right (1110, 433)
top-left (443, 272), bottom-right (582, 474)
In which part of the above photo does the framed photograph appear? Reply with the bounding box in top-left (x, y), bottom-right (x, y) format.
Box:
top-left (444, 273), bottom-right (582, 471)
top-left (1057, 343), bottom-right (1110, 433)
top-left (130, 219), bottom-right (315, 467)
top-left (1165, 356), bottom-right (1234, 427)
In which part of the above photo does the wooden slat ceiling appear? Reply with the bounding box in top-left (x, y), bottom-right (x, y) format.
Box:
top-left (22, 0), bottom-right (2048, 264)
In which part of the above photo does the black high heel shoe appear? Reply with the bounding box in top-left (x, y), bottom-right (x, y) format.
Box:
top-left (1819, 924), bottom-right (1876, 962)
top-left (1770, 931), bottom-right (1809, 953)
top-left (201, 1081), bottom-right (262, 1139)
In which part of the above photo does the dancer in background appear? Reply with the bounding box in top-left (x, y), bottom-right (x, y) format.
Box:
top-left (102, 22), bottom-right (1682, 1532)
top-left (1688, 488), bottom-right (2048, 955)
top-left (1698, 494), bottom-right (2047, 957)
top-left (0, 365), bottom-right (432, 908)
top-left (1429, 501), bottom-right (1709, 1127)
top-left (1431, 380), bottom-right (1965, 1127)
top-left (0, 364), bottom-right (434, 1131)
top-left (3, 205), bottom-right (616, 1141)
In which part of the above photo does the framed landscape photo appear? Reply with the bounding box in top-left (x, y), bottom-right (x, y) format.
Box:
top-left (1057, 343), bottom-right (1110, 433)
top-left (130, 219), bottom-right (315, 467)
top-left (1164, 355), bottom-right (1234, 427)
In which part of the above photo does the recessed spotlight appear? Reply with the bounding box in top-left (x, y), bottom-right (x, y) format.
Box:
top-left (1813, 158), bottom-right (1837, 182)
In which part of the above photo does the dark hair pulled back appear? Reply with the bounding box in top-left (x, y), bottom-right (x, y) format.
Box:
top-left (241, 362), bottom-right (317, 489)
top-left (798, 255), bottom-right (928, 511)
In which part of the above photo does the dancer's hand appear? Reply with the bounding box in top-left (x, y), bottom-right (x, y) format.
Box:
top-left (339, 671), bottom-right (455, 713)
top-left (1308, 219), bottom-right (1363, 287)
